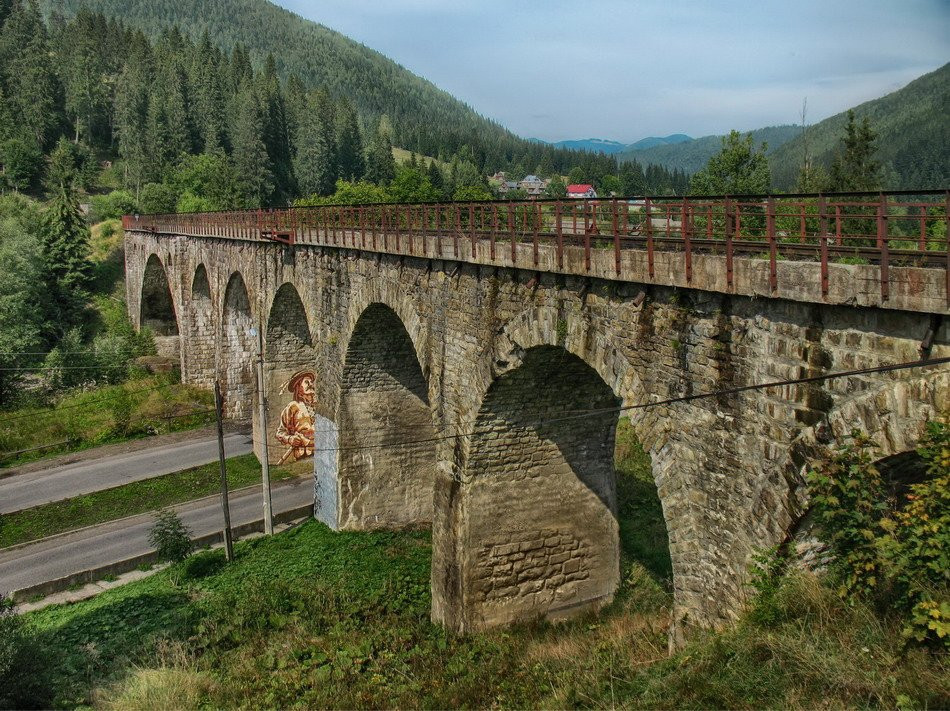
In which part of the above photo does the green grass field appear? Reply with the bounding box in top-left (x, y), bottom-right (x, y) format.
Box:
top-left (16, 421), bottom-right (949, 709)
top-left (0, 454), bottom-right (294, 549)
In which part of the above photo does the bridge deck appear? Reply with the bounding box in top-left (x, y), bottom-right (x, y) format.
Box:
top-left (124, 191), bottom-right (950, 314)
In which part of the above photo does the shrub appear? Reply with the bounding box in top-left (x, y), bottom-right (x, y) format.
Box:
top-left (91, 190), bottom-right (138, 221)
top-left (182, 550), bottom-right (226, 580)
top-left (148, 509), bottom-right (194, 563)
top-left (807, 422), bottom-right (950, 647)
top-left (138, 183), bottom-right (178, 215)
top-left (0, 595), bottom-right (50, 708)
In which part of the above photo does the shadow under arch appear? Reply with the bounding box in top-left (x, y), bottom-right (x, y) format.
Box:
top-left (336, 302), bottom-right (437, 530)
top-left (220, 272), bottom-right (254, 420)
top-left (187, 263), bottom-right (216, 386)
top-left (451, 345), bottom-right (622, 631)
top-left (139, 254), bottom-right (180, 360)
top-left (263, 282), bottom-right (317, 467)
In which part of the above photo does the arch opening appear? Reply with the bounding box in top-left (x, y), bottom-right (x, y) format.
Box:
top-left (187, 264), bottom-right (215, 386)
top-left (220, 273), bottom-right (254, 420)
top-left (337, 303), bottom-right (436, 530)
top-left (140, 254), bottom-right (179, 359)
top-left (264, 283), bottom-right (316, 468)
top-left (458, 345), bottom-right (623, 629)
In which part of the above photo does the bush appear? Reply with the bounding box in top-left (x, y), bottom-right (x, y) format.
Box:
top-left (807, 422), bottom-right (950, 647)
top-left (0, 595), bottom-right (50, 708)
top-left (91, 190), bottom-right (138, 221)
top-left (148, 509), bottom-right (194, 563)
top-left (138, 183), bottom-right (178, 215)
top-left (182, 550), bottom-right (227, 580)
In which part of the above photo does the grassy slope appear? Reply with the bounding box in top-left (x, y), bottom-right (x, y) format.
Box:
top-left (23, 421), bottom-right (949, 709)
top-left (768, 62), bottom-right (950, 190)
top-left (618, 125), bottom-right (800, 175)
top-left (41, 0), bottom-right (514, 145)
top-left (0, 454), bottom-right (294, 548)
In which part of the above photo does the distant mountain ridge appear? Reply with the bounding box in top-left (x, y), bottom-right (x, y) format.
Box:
top-left (617, 126), bottom-right (801, 175)
top-left (768, 63), bottom-right (949, 190)
top-left (531, 134), bottom-right (694, 155)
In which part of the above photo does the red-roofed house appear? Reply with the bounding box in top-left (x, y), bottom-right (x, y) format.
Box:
top-left (566, 184), bottom-right (597, 199)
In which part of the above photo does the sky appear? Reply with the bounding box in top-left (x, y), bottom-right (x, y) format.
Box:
top-left (275, 0), bottom-right (949, 143)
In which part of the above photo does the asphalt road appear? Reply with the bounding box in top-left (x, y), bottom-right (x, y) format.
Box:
top-left (0, 476), bottom-right (313, 596)
top-left (0, 431), bottom-right (254, 514)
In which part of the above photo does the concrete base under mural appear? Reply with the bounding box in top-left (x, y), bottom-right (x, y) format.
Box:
top-left (313, 413), bottom-right (339, 528)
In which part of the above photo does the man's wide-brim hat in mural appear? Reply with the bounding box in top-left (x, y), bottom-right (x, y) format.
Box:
top-left (286, 370), bottom-right (315, 394)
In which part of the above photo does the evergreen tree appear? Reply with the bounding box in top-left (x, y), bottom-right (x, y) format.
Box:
top-left (690, 130), bottom-right (771, 195)
top-left (365, 115), bottom-right (396, 185)
top-left (294, 91), bottom-right (336, 197)
top-left (59, 9), bottom-right (108, 144)
top-left (189, 32), bottom-right (227, 153)
top-left (618, 160), bottom-right (646, 195)
top-left (0, 1), bottom-right (63, 149)
top-left (335, 98), bottom-right (364, 181)
top-left (114, 31), bottom-right (153, 194)
top-left (426, 159), bottom-right (445, 197)
top-left (231, 87), bottom-right (273, 207)
top-left (544, 175), bottom-right (567, 199)
top-left (259, 54), bottom-right (295, 202)
top-left (829, 110), bottom-right (882, 192)
top-left (41, 181), bottom-right (92, 335)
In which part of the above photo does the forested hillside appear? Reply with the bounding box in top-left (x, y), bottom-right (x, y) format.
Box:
top-left (37, 0), bottom-right (581, 173)
top-left (769, 63), bottom-right (949, 190)
top-left (617, 126), bottom-right (800, 175)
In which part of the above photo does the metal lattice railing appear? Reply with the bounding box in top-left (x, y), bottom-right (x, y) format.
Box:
top-left (124, 190), bottom-right (950, 305)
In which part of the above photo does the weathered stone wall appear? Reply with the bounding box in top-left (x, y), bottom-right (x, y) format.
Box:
top-left (459, 346), bottom-right (620, 629)
top-left (124, 230), bottom-right (950, 645)
top-left (338, 303), bottom-right (437, 530)
top-left (186, 264), bottom-right (216, 387)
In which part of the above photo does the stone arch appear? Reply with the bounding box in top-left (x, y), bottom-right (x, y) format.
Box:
top-left (220, 272), bottom-right (255, 420)
top-left (139, 254), bottom-right (180, 359)
top-left (187, 264), bottom-right (216, 386)
top-left (263, 283), bottom-right (317, 466)
top-left (450, 345), bottom-right (622, 631)
top-left (336, 302), bottom-right (438, 530)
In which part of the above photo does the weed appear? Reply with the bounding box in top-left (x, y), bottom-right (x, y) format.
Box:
top-left (148, 510), bottom-right (193, 563)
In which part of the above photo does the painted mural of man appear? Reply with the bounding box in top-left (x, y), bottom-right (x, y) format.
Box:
top-left (275, 370), bottom-right (316, 463)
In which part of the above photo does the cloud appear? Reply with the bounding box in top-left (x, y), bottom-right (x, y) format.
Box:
top-left (276, 0), bottom-right (950, 141)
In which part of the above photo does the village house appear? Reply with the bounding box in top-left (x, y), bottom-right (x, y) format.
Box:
top-left (566, 183), bottom-right (597, 199)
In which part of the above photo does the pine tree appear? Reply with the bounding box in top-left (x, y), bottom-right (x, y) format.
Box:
top-left (114, 31), bottom-right (153, 194)
top-left (365, 115), bottom-right (396, 185)
top-left (259, 54), bottom-right (294, 202)
top-left (335, 98), bottom-right (364, 181)
top-left (294, 92), bottom-right (336, 197)
top-left (690, 130), bottom-right (771, 195)
top-left (829, 110), bottom-right (882, 192)
top-left (427, 159), bottom-right (445, 197)
top-left (0, 0), bottom-right (63, 149)
top-left (231, 87), bottom-right (273, 207)
top-left (60, 9), bottom-right (108, 144)
top-left (41, 181), bottom-right (92, 335)
top-left (189, 32), bottom-right (227, 153)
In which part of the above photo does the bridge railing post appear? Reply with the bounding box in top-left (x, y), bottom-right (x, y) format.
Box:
top-left (767, 196), bottom-right (777, 294)
top-left (684, 197), bottom-right (694, 286)
top-left (471, 204), bottom-right (478, 259)
top-left (491, 203), bottom-right (498, 262)
top-left (612, 198), bottom-right (620, 275)
top-left (879, 192), bottom-right (889, 302)
top-left (509, 201), bottom-right (516, 264)
top-left (555, 201), bottom-right (563, 269)
top-left (819, 194), bottom-right (829, 298)
top-left (645, 197), bottom-right (654, 280)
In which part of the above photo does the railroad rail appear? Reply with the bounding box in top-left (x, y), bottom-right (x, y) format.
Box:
top-left (124, 190), bottom-right (950, 305)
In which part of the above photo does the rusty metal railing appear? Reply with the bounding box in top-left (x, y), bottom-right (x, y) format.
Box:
top-left (123, 190), bottom-right (950, 305)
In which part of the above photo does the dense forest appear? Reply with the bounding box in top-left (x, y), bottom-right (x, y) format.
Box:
top-left (0, 0), bottom-right (690, 209)
top-left (768, 63), bottom-right (950, 190)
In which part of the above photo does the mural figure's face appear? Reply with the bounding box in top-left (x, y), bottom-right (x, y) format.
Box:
top-left (296, 375), bottom-right (316, 405)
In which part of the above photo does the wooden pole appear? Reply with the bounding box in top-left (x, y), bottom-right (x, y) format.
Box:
top-left (214, 381), bottom-right (234, 561)
top-left (255, 328), bottom-right (274, 535)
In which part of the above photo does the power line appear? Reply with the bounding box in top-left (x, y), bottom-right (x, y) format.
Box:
top-left (0, 364), bottom-right (132, 372)
top-left (310, 356), bottom-right (950, 454)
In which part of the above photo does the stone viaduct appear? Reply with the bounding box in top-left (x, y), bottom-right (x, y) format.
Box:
top-left (124, 195), bottom-right (949, 645)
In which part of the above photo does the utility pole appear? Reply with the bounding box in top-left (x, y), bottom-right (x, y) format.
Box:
top-left (252, 326), bottom-right (274, 535)
top-left (214, 381), bottom-right (234, 561)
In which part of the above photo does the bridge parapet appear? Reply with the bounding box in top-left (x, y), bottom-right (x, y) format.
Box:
top-left (125, 190), bottom-right (950, 315)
